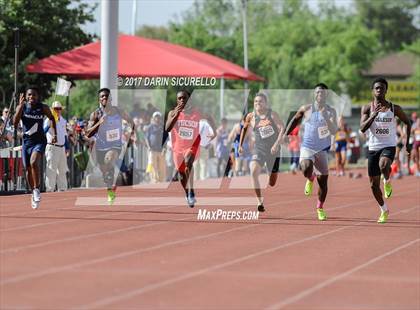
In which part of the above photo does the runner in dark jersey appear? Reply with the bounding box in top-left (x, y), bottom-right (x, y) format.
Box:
top-left (165, 90), bottom-right (216, 208)
top-left (239, 93), bottom-right (284, 212)
top-left (86, 88), bottom-right (134, 204)
top-left (13, 86), bottom-right (57, 209)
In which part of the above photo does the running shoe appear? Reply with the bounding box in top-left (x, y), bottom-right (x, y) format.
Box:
top-left (107, 189), bottom-right (116, 204)
top-left (33, 188), bottom-right (41, 202)
top-left (186, 191), bottom-right (196, 208)
top-left (304, 179), bottom-right (313, 196)
top-left (31, 194), bottom-right (39, 210)
top-left (257, 204), bottom-right (265, 212)
top-left (377, 210), bottom-right (389, 223)
top-left (317, 208), bottom-right (327, 221)
top-left (384, 181), bottom-right (393, 199)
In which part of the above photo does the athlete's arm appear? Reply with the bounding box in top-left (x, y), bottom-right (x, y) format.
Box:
top-left (119, 108), bottom-right (135, 130)
top-left (165, 105), bottom-right (182, 132)
top-left (119, 108), bottom-right (136, 141)
top-left (284, 105), bottom-right (307, 136)
top-left (323, 106), bottom-right (338, 135)
top-left (239, 113), bottom-right (253, 154)
top-left (228, 124), bottom-right (238, 142)
top-left (272, 111), bottom-right (285, 145)
top-left (394, 104), bottom-right (412, 154)
top-left (13, 93), bottom-right (25, 128)
top-left (85, 111), bottom-right (102, 138)
top-left (360, 104), bottom-right (380, 133)
top-left (43, 104), bottom-right (57, 143)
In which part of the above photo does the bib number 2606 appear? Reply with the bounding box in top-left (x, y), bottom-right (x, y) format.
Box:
top-left (375, 128), bottom-right (389, 136)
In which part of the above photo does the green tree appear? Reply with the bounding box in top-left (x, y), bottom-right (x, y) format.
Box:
top-left (165, 0), bottom-right (380, 99)
top-left (354, 0), bottom-right (420, 52)
top-left (0, 0), bottom-right (96, 106)
top-left (404, 39), bottom-right (420, 110)
top-left (65, 79), bottom-right (99, 119)
top-left (135, 25), bottom-right (170, 41)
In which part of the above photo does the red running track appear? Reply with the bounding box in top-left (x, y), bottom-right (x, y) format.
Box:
top-left (0, 173), bottom-right (419, 309)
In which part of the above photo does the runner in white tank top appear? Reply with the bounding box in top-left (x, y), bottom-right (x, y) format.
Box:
top-left (367, 102), bottom-right (397, 151)
top-left (360, 78), bottom-right (412, 223)
top-left (283, 83), bottom-right (338, 221)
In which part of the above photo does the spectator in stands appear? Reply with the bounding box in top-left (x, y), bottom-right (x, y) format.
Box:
top-left (145, 111), bottom-right (167, 183)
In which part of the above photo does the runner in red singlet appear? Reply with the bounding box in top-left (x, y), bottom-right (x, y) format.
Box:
top-left (165, 90), bottom-right (216, 207)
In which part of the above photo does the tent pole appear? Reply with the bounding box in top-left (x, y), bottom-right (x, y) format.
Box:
top-left (220, 77), bottom-right (225, 120)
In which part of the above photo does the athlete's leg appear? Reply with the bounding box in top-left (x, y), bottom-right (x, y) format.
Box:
top-left (340, 149), bottom-right (347, 174)
top-left (312, 151), bottom-right (329, 220)
top-left (103, 149), bottom-right (119, 189)
top-left (269, 172), bottom-right (278, 187)
top-left (300, 159), bottom-right (314, 179)
top-left (268, 157), bottom-right (280, 187)
top-left (367, 149), bottom-right (389, 222)
top-left (316, 175), bottom-right (328, 203)
top-left (394, 147), bottom-right (401, 176)
top-left (182, 150), bottom-right (197, 207)
top-left (335, 151), bottom-right (341, 175)
top-left (250, 160), bottom-right (262, 203)
top-left (29, 151), bottom-right (42, 190)
top-left (369, 175), bottom-right (384, 206)
top-left (379, 156), bottom-right (392, 181)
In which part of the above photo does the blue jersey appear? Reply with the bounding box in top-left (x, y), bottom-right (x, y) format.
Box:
top-left (95, 108), bottom-right (123, 151)
top-left (21, 102), bottom-right (47, 145)
top-left (301, 104), bottom-right (333, 152)
top-left (216, 129), bottom-right (229, 159)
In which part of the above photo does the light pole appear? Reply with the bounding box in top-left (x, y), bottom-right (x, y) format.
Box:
top-left (241, 0), bottom-right (249, 114)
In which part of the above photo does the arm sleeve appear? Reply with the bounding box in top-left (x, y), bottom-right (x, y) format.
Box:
top-left (43, 119), bottom-right (50, 133)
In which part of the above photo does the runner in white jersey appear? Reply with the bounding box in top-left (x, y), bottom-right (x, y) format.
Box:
top-left (360, 78), bottom-right (411, 223)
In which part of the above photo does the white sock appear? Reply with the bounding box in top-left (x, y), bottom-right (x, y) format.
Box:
top-left (257, 197), bottom-right (264, 205)
top-left (383, 178), bottom-right (390, 184)
top-left (379, 203), bottom-right (388, 212)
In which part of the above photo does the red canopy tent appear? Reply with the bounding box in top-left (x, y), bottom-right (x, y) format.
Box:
top-left (26, 34), bottom-right (263, 81)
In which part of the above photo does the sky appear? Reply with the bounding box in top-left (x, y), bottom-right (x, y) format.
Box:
top-left (82, 0), bottom-right (195, 35)
top-left (82, 0), bottom-right (354, 36)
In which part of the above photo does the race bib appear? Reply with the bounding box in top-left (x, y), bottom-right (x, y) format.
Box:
top-left (415, 132), bottom-right (420, 141)
top-left (318, 126), bottom-right (330, 139)
top-left (259, 125), bottom-right (275, 139)
top-left (106, 128), bottom-right (120, 142)
top-left (374, 126), bottom-right (390, 137)
top-left (179, 127), bottom-right (193, 140)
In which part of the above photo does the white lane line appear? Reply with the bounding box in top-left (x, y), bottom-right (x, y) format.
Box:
top-left (0, 204), bottom-right (179, 232)
top-left (0, 223), bottom-right (257, 285)
top-left (0, 182), bottom-right (382, 232)
top-left (266, 238), bottom-right (420, 310)
top-left (1, 190), bottom-right (417, 287)
top-left (0, 190), bottom-right (376, 284)
top-left (78, 205), bottom-right (419, 309)
top-left (0, 185), bottom-right (390, 254)
top-left (75, 196), bottom-right (258, 206)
